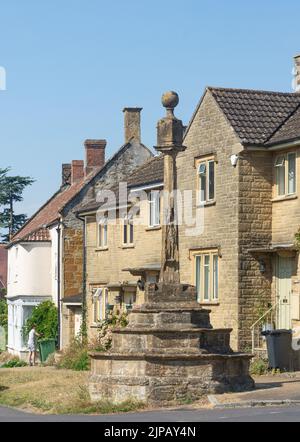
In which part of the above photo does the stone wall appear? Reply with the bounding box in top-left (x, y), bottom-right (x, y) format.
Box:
top-left (237, 151), bottom-right (273, 349)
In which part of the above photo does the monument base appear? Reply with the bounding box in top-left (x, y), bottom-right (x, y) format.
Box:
top-left (89, 284), bottom-right (254, 405)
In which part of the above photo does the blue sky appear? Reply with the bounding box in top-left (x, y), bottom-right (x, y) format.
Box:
top-left (0, 0), bottom-right (300, 217)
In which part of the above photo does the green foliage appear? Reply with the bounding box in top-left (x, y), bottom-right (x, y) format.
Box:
top-left (0, 168), bottom-right (35, 241)
top-left (250, 357), bottom-right (269, 376)
top-left (91, 311), bottom-right (129, 352)
top-left (0, 299), bottom-right (8, 331)
top-left (57, 339), bottom-right (90, 371)
top-left (295, 228), bottom-right (300, 251)
top-left (1, 358), bottom-right (27, 368)
top-left (25, 301), bottom-right (58, 341)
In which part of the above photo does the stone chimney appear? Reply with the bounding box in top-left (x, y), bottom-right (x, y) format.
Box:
top-left (61, 163), bottom-right (71, 187)
top-left (294, 55), bottom-right (300, 92)
top-left (123, 108), bottom-right (142, 144)
top-left (85, 139), bottom-right (106, 176)
top-left (71, 160), bottom-right (84, 184)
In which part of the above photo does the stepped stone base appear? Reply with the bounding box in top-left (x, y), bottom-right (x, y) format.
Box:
top-left (89, 284), bottom-right (254, 405)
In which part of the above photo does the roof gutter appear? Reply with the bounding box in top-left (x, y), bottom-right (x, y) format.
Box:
top-left (244, 140), bottom-right (300, 152)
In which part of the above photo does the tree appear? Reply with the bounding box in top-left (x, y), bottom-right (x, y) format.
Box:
top-left (0, 169), bottom-right (35, 242)
top-left (25, 301), bottom-right (58, 341)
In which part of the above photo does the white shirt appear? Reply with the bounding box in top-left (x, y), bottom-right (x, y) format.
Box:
top-left (28, 329), bottom-right (36, 346)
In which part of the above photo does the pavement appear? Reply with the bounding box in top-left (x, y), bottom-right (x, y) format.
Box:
top-left (208, 372), bottom-right (300, 408)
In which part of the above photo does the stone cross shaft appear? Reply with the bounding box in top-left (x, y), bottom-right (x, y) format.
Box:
top-left (155, 91), bottom-right (186, 284)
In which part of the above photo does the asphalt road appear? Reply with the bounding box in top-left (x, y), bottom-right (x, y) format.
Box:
top-left (1, 405), bottom-right (300, 422)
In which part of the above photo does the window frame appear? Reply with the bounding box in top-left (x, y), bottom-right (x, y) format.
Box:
top-left (274, 152), bottom-right (297, 197)
top-left (148, 190), bottom-right (161, 228)
top-left (93, 288), bottom-right (108, 323)
top-left (192, 249), bottom-right (219, 303)
top-left (98, 214), bottom-right (108, 248)
top-left (197, 157), bottom-right (216, 204)
top-left (122, 216), bottom-right (134, 246)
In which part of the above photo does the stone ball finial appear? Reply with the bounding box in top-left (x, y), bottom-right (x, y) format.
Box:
top-left (162, 91), bottom-right (179, 110)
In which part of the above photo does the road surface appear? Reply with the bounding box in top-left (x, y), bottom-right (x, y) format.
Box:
top-left (0, 405), bottom-right (300, 422)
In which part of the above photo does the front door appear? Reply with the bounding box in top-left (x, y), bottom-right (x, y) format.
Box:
top-left (277, 256), bottom-right (293, 330)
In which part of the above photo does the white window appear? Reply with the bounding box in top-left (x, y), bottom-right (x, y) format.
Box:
top-left (148, 191), bottom-right (161, 227)
top-left (198, 160), bottom-right (215, 203)
top-left (123, 216), bottom-right (134, 245)
top-left (98, 214), bottom-right (108, 248)
top-left (194, 251), bottom-right (219, 303)
top-left (93, 288), bottom-right (108, 323)
top-left (275, 153), bottom-right (296, 197)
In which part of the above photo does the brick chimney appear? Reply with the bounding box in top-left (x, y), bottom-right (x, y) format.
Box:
top-left (293, 55), bottom-right (300, 92)
top-left (71, 160), bottom-right (84, 184)
top-left (61, 163), bottom-right (71, 187)
top-left (84, 139), bottom-right (106, 176)
top-left (123, 108), bottom-right (142, 144)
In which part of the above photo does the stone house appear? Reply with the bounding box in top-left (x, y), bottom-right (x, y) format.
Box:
top-left (77, 155), bottom-right (164, 340)
top-left (80, 60), bottom-right (300, 351)
top-left (6, 107), bottom-right (152, 356)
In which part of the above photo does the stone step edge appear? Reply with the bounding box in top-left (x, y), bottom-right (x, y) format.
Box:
top-left (89, 352), bottom-right (253, 361)
top-left (112, 327), bottom-right (233, 335)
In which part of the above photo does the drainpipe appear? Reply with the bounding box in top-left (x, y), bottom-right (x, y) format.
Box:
top-left (56, 223), bottom-right (61, 350)
top-left (76, 213), bottom-right (87, 340)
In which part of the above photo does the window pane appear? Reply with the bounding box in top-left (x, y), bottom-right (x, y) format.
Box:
top-left (208, 162), bottom-right (215, 200)
top-left (195, 256), bottom-right (201, 302)
top-left (103, 224), bottom-right (108, 246)
top-left (130, 222), bottom-right (134, 243)
top-left (213, 255), bottom-right (218, 300)
top-left (288, 153), bottom-right (296, 194)
top-left (276, 164), bottom-right (285, 196)
top-left (123, 221), bottom-right (127, 244)
top-left (204, 255), bottom-right (210, 300)
top-left (200, 174), bottom-right (206, 202)
top-left (154, 192), bottom-right (160, 226)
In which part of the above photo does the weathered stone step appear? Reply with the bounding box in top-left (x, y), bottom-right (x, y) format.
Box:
top-left (111, 327), bottom-right (233, 354)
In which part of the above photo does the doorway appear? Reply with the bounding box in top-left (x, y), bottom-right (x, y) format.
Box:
top-left (276, 255), bottom-right (294, 330)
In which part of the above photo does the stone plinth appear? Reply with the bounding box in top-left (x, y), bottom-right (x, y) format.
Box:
top-left (89, 284), bottom-right (254, 405)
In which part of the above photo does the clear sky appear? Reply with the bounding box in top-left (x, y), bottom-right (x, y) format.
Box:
top-left (0, 0), bottom-right (300, 217)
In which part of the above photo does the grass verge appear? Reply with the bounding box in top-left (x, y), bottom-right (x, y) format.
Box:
top-left (0, 366), bottom-right (144, 415)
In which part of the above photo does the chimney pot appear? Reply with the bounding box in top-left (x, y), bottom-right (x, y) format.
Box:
top-left (84, 139), bottom-right (106, 176)
top-left (61, 163), bottom-right (71, 187)
top-left (123, 108), bottom-right (142, 144)
top-left (293, 55), bottom-right (300, 92)
top-left (71, 160), bottom-right (84, 184)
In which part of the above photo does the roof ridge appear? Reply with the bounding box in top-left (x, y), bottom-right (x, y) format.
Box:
top-left (208, 86), bottom-right (297, 96)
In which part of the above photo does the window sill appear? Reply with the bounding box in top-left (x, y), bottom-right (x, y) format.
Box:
top-left (146, 226), bottom-right (161, 232)
top-left (121, 244), bottom-right (135, 249)
top-left (199, 302), bottom-right (220, 306)
top-left (95, 247), bottom-right (109, 252)
top-left (196, 200), bottom-right (216, 208)
top-left (272, 194), bottom-right (298, 203)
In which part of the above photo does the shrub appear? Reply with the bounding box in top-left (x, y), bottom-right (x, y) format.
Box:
top-left (92, 311), bottom-right (128, 352)
top-left (57, 339), bottom-right (90, 371)
top-left (1, 357), bottom-right (27, 368)
top-left (0, 299), bottom-right (8, 332)
top-left (250, 357), bottom-right (269, 376)
top-left (24, 301), bottom-right (58, 341)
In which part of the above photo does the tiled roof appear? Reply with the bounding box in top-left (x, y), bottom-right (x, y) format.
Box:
top-left (208, 87), bottom-right (300, 145)
top-left (266, 106), bottom-right (300, 145)
top-left (77, 155), bottom-right (164, 213)
top-left (11, 140), bottom-right (151, 245)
